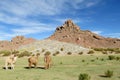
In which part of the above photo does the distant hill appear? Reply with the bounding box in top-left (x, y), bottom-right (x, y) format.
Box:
top-left (18, 39), bottom-right (88, 55)
top-left (0, 36), bottom-right (36, 51)
top-left (48, 20), bottom-right (120, 48)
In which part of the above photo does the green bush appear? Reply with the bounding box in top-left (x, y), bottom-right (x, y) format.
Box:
top-left (82, 60), bottom-right (85, 62)
top-left (44, 51), bottom-right (51, 55)
top-left (93, 48), bottom-right (104, 51)
top-left (42, 49), bottom-right (45, 53)
top-left (12, 50), bottom-right (19, 54)
top-left (116, 56), bottom-right (120, 61)
top-left (104, 70), bottom-right (113, 78)
top-left (67, 52), bottom-right (72, 55)
top-left (87, 50), bottom-right (94, 54)
top-left (78, 52), bottom-right (83, 55)
top-left (60, 48), bottom-right (64, 51)
top-left (1, 50), bottom-right (11, 56)
top-left (108, 55), bottom-right (115, 60)
top-left (18, 51), bottom-right (31, 58)
top-left (91, 59), bottom-right (95, 62)
top-left (102, 51), bottom-right (107, 54)
top-left (79, 73), bottom-right (91, 80)
top-left (100, 58), bottom-right (104, 61)
top-left (53, 51), bottom-right (60, 56)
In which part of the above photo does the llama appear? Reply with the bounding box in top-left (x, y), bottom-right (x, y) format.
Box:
top-left (28, 53), bottom-right (40, 68)
top-left (44, 52), bottom-right (52, 69)
top-left (5, 54), bottom-right (17, 70)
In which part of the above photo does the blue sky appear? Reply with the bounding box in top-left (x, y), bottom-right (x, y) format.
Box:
top-left (0, 0), bottom-right (120, 40)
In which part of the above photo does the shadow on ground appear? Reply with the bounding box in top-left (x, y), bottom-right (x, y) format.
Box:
top-left (24, 66), bottom-right (45, 69)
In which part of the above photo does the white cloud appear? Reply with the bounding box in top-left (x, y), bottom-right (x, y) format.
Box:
top-left (12, 26), bottom-right (55, 35)
top-left (0, 0), bottom-right (101, 17)
top-left (0, 13), bottom-right (46, 26)
top-left (92, 31), bottom-right (102, 34)
top-left (103, 33), bottom-right (120, 39)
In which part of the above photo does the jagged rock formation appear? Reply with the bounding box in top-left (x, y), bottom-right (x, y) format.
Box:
top-left (48, 20), bottom-right (120, 48)
top-left (0, 36), bottom-right (36, 51)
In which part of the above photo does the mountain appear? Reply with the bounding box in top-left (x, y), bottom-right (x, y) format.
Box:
top-left (0, 36), bottom-right (36, 51)
top-left (48, 20), bottom-right (120, 48)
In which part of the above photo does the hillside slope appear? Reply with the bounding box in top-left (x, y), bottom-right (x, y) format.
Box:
top-left (18, 39), bottom-right (88, 55)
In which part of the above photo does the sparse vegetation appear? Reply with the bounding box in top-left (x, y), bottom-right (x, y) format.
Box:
top-left (1, 50), bottom-right (11, 56)
top-left (60, 48), bottom-right (64, 51)
top-left (44, 51), bottom-right (51, 55)
top-left (93, 48), bottom-right (120, 54)
top-left (79, 73), bottom-right (91, 80)
top-left (67, 52), bottom-right (72, 55)
top-left (104, 70), bottom-right (113, 78)
top-left (42, 48), bottom-right (45, 53)
top-left (78, 52), bottom-right (83, 55)
top-left (53, 51), bottom-right (60, 56)
top-left (18, 51), bottom-right (31, 58)
top-left (87, 50), bottom-right (94, 54)
top-left (102, 51), bottom-right (107, 54)
top-left (0, 55), bottom-right (119, 80)
top-left (108, 55), bottom-right (115, 60)
top-left (82, 60), bottom-right (85, 62)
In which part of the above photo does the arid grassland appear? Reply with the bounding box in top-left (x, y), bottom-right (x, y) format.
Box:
top-left (0, 54), bottom-right (120, 80)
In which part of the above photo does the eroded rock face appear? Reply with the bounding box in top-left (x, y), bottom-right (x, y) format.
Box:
top-left (48, 19), bottom-right (120, 48)
top-left (0, 36), bottom-right (36, 51)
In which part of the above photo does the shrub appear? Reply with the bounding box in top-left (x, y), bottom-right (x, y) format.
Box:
top-left (102, 51), bottom-right (107, 54)
top-left (53, 53), bottom-right (57, 56)
top-left (100, 58), bottom-right (104, 61)
top-left (53, 51), bottom-right (60, 56)
top-left (12, 50), bottom-right (19, 54)
top-left (44, 51), bottom-right (51, 55)
top-left (87, 50), bottom-right (94, 54)
top-left (78, 52), bottom-right (83, 55)
top-left (60, 62), bottom-right (63, 64)
top-left (93, 48), bottom-right (104, 51)
top-left (108, 55), bottom-right (115, 60)
top-left (82, 60), bottom-right (85, 62)
top-left (2, 50), bottom-right (11, 56)
top-left (116, 56), bottom-right (120, 61)
top-left (42, 49), bottom-right (45, 53)
top-left (79, 73), bottom-right (91, 80)
top-left (67, 52), bottom-right (72, 55)
top-left (104, 70), bottom-right (113, 78)
top-left (18, 51), bottom-right (31, 58)
top-left (96, 57), bottom-right (99, 60)
top-left (60, 48), bottom-right (64, 51)
top-left (91, 59), bottom-right (95, 62)
top-left (55, 51), bottom-right (60, 55)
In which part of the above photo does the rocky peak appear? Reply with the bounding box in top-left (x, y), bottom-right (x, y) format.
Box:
top-left (48, 19), bottom-right (120, 48)
top-left (55, 19), bottom-right (80, 32)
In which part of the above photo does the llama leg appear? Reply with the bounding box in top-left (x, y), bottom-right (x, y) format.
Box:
top-left (29, 63), bottom-right (32, 68)
top-left (11, 63), bottom-right (14, 69)
top-left (5, 63), bottom-right (8, 70)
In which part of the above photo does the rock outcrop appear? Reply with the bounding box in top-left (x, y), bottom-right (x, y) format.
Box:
top-left (48, 19), bottom-right (120, 48)
top-left (0, 36), bottom-right (36, 51)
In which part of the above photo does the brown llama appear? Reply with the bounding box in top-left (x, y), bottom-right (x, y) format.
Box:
top-left (44, 52), bottom-right (52, 69)
top-left (28, 53), bottom-right (40, 68)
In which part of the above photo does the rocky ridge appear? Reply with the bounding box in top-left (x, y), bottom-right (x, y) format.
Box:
top-left (0, 36), bottom-right (36, 51)
top-left (48, 20), bottom-right (120, 48)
